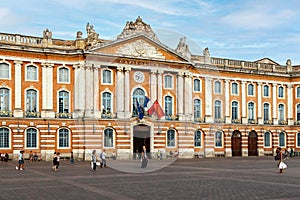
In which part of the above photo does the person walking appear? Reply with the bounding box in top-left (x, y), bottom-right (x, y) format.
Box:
top-left (70, 151), bottom-right (74, 165)
top-left (91, 150), bottom-right (97, 172)
top-left (277, 147), bottom-right (287, 173)
top-left (16, 150), bottom-right (25, 170)
top-left (141, 146), bottom-right (148, 168)
top-left (52, 152), bottom-right (57, 171)
top-left (100, 150), bottom-right (107, 168)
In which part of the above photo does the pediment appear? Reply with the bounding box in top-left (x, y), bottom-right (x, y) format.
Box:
top-left (88, 35), bottom-right (190, 63)
top-left (255, 58), bottom-right (280, 65)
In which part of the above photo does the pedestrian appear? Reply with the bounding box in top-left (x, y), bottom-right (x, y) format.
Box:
top-left (91, 150), bottom-right (97, 171)
top-left (70, 151), bottom-right (74, 165)
top-left (16, 150), bottom-right (25, 170)
top-left (55, 152), bottom-right (60, 171)
top-left (141, 146), bottom-right (148, 168)
top-left (100, 150), bottom-right (107, 168)
top-left (29, 151), bottom-right (34, 162)
top-left (52, 152), bottom-right (57, 170)
top-left (277, 147), bottom-right (287, 173)
top-left (112, 151), bottom-right (116, 160)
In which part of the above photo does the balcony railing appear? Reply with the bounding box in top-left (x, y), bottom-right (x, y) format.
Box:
top-left (278, 120), bottom-right (288, 125)
top-left (101, 113), bottom-right (113, 119)
top-left (214, 118), bottom-right (225, 123)
top-left (264, 120), bottom-right (273, 125)
top-left (231, 119), bottom-right (241, 124)
top-left (248, 119), bottom-right (257, 124)
top-left (194, 118), bottom-right (205, 123)
top-left (0, 110), bottom-right (13, 117)
top-left (56, 112), bottom-right (72, 119)
top-left (25, 111), bottom-right (41, 118)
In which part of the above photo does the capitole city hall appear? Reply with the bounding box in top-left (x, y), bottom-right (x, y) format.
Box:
top-left (0, 16), bottom-right (299, 160)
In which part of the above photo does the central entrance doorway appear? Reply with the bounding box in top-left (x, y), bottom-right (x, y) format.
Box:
top-left (133, 125), bottom-right (150, 157)
top-left (231, 130), bottom-right (242, 156)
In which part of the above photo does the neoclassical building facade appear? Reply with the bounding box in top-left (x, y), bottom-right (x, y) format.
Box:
top-left (1, 17), bottom-right (300, 160)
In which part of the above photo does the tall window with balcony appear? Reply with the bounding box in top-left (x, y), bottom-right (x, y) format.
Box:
top-left (248, 102), bottom-right (255, 123)
top-left (167, 129), bottom-right (176, 147)
top-left (0, 88), bottom-right (10, 116)
top-left (58, 91), bottom-right (70, 118)
top-left (214, 81), bottom-right (221, 94)
top-left (194, 79), bottom-right (201, 92)
top-left (278, 86), bottom-right (284, 98)
top-left (215, 131), bottom-right (223, 147)
top-left (104, 128), bottom-right (114, 148)
top-left (26, 89), bottom-right (38, 118)
top-left (264, 132), bottom-right (271, 147)
top-left (26, 65), bottom-right (37, 81)
top-left (279, 132), bottom-right (286, 147)
top-left (0, 63), bottom-right (9, 79)
top-left (102, 69), bottom-right (112, 84)
top-left (58, 129), bottom-right (69, 148)
top-left (194, 99), bottom-right (201, 122)
top-left (248, 83), bottom-right (254, 96)
top-left (0, 128), bottom-right (9, 148)
top-left (278, 104), bottom-right (285, 124)
top-left (165, 96), bottom-right (173, 120)
top-left (58, 67), bottom-right (69, 83)
top-left (263, 103), bottom-right (270, 124)
top-left (132, 88), bottom-right (145, 117)
top-left (263, 85), bottom-right (269, 97)
top-left (194, 130), bottom-right (201, 147)
top-left (26, 128), bottom-right (37, 148)
top-left (231, 101), bottom-right (239, 123)
top-left (102, 92), bottom-right (112, 118)
top-left (231, 82), bottom-right (238, 95)
top-left (214, 100), bottom-right (222, 122)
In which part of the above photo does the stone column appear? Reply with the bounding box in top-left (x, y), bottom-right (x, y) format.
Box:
top-left (124, 66), bottom-right (131, 118)
top-left (184, 72), bottom-right (193, 120)
top-left (205, 77), bottom-right (213, 123)
top-left (224, 79), bottom-right (230, 123)
top-left (116, 66), bottom-right (124, 118)
top-left (272, 83), bottom-right (277, 125)
top-left (257, 82), bottom-right (263, 124)
top-left (41, 63), bottom-right (55, 118)
top-left (93, 66), bottom-right (100, 118)
top-left (157, 70), bottom-right (163, 108)
top-left (14, 61), bottom-right (23, 117)
top-left (287, 84), bottom-right (294, 125)
top-left (241, 81), bottom-right (247, 124)
top-left (85, 65), bottom-right (93, 117)
top-left (177, 71), bottom-right (184, 120)
top-left (150, 69), bottom-right (157, 102)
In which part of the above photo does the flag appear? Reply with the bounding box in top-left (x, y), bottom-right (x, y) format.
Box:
top-left (144, 96), bottom-right (150, 108)
top-left (148, 100), bottom-right (165, 119)
top-left (136, 99), bottom-right (144, 119)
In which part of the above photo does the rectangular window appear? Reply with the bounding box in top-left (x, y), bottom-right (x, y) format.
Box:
top-left (264, 133), bottom-right (270, 147)
top-left (59, 67), bottom-right (69, 82)
top-left (0, 63), bottom-right (9, 79)
top-left (59, 129), bottom-right (69, 148)
top-left (26, 129), bottom-right (37, 148)
top-left (215, 131), bottom-right (222, 147)
top-left (103, 70), bottom-right (112, 84)
top-left (27, 66), bottom-right (37, 81)
top-left (104, 129), bottom-right (114, 147)
top-left (164, 75), bottom-right (172, 89)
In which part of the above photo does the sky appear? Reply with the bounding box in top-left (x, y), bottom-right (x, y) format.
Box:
top-left (1, 0), bottom-right (300, 65)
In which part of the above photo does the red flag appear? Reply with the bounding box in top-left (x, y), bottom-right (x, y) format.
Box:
top-left (148, 100), bottom-right (165, 119)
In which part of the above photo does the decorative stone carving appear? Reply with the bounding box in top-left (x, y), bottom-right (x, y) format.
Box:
top-left (117, 16), bottom-right (158, 41)
top-left (203, 47), bottom-right (211, 64)
top-left (86, 23), bottom-right (99, 46)
top-left (76, 31), bottom-right (83, 39)
top-left (43, 29), bottom-right (52, 39)
top-left (175, 37), bottom-right (191, 60)
top-left (116, 39), bottom-right (165, 59)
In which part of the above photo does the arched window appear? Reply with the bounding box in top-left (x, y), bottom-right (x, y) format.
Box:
top-left (279, 132), bottom-right (286, 147)
top-left (0, 63), bottom-right (9, 79)
top-left (194, 130), bottom-right (201, 147)
top-left (215, 131), bottom-right (223, 147)
top-left (58, 91), bottom-right (69, 113)
top-left (102, 92), bottom-right (111, 114)
top-left (26, 65), bottom-right (37, 81)
top-left (194, 99), bottom-right (201, 119)
top-left (264, 132), bottom-right (271, 147)
top-left (164, 75), bottom-right (173, 89)
top-left (248, 84), bottom-right (254, 96)
top-left (278, 86), bottom-right (284, 98)
top-left (231, 101), bottom-right (238, 120)
top-left (167, 129), bottom-right (176, 147)
top-left (214, 100), bottom-right (221, 119)
top-left (248, 102), bottom-right (254, 121)
top-left (263, 103), bottom-right (270, 122)
top-left (102, 69), bottom-right (112, 84)
top-left (104, 128), bottom-right (114, 148)
top-left (58, 67), bottom-right (69, 83)
top-left (0, 88), bottom-right (9, 111)
top-left (297, 86), bottom-right (300, 98)
top-left (297, 104), bottom-right (300, 121)
top-left (58, 128), bottom-right (69, 148)
top-left (26, 89), bottom-right (37, 112)
top-left (263, 85), bottom-right (269, 97)
top-left (165, 96), bottom-right (173, 119)
top-left (232, 82), bottom-right (238, 95)
top-left (278, 104), bottom-right (284, 121)
top-left (132, 88), bottom-right (145, 116)
top-left (194, 79), bottom-right (200, 92)
top-left (214, 81), bottom-right (221, 94)
top-left (26, 128), bottom-right (37, 148)
top-left (0, 127), bottom-right (9, 148)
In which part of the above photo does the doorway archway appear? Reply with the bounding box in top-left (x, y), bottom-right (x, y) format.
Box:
top-left (231, 130), bottom-right (242, 156)
top-left (133, 124), bottom-right (150, 157)
top-left (248, 130), bottom-right (258, 156)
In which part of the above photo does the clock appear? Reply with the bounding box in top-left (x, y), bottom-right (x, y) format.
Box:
top-left (134, 71), bottom-right (145, 83)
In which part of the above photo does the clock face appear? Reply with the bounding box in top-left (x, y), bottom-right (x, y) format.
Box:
top-left (134, 71), bottom-right (145, 83)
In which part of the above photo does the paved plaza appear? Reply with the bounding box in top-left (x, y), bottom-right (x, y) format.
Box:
top-left (0, 157), bottom-right (300, 200)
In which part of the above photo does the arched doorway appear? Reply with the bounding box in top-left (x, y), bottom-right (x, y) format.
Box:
top-left (248, 130), bottom-right (258, 156)
top-left (231, 130), bottom-right (242, 156)
top-left (133, 124), bottom-right (150, 157)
